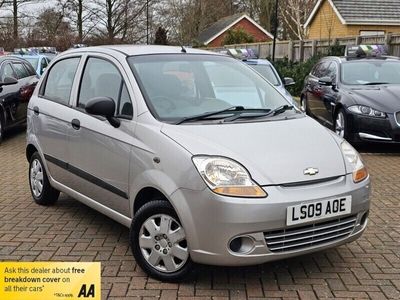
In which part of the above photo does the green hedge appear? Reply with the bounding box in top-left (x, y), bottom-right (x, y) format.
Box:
top-left (271, 43), bottom-right (345, 97)
top-left (272, 56), bottom-right (321, 97)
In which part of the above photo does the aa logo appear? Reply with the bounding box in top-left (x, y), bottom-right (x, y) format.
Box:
top-left (78, 284), bottom-right (95, 298)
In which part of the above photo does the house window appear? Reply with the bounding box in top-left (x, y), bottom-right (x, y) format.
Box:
top-left (360, 31), bottom-right (385, 36)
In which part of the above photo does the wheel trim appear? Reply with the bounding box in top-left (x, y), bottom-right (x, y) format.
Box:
top-left (335, 112), bottom-right (345, 138)
top-left (30, 159), bottom-right (44, 197)
top-left (139, 214), bottom-right (188, 273)
top-left (301, 98), bottom-right (307, 112)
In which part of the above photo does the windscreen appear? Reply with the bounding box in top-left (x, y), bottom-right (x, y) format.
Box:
top-left (342, 60), bottom-right (400, 85)
top-left (24, 57), bottom-right (39, 70)
top-left (128, 54), bottom-right (289, 122)
top-left (249, 64), bottom-right (280, 86)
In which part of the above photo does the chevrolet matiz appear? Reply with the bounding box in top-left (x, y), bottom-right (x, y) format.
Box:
top-left (26, 46), bottom-right (371, 281)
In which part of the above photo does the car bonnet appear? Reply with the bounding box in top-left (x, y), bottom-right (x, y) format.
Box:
top-left (161, 116), bottom-right (347, 186)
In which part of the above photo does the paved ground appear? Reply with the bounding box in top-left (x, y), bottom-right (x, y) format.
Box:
top-left (0, 129), bottom-right (399, 300)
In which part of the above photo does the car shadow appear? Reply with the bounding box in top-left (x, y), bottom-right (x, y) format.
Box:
top-left (1, 125), bottom-right (26, 144)
top-left (355, 142), bottom-right (400, 154)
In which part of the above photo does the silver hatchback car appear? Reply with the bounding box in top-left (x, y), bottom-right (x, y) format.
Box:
top-left (26, 46), bottom-right (371, 281)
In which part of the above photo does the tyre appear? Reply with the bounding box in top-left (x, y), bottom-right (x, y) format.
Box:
top-left (130, 200), bottom-right (193, 282)
top-left (300, 96), bottom-right (310, 115)
top-left (334, 108), bottom-right (348, 139)
top-left (29, 152), bottom-right (60, 205)
top-left (0, 112), bottom-right (4, 144)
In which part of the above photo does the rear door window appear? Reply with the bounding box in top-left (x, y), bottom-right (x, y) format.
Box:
top-left (12, 62), bottom-right (30, 79)
top-left (42, 57), bottom-right (80, 105)
top-left (1, 63), bottom-right (17, 81)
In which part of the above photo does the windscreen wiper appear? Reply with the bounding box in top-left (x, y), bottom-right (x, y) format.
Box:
top-left (176, 106), bottom-right (246, 124)
top-left (363, 82), bottom-right (389, 85)
top-left (263, 104), bottom-right (294, 117)
top-left (222, 109), bottom-right (272, 122)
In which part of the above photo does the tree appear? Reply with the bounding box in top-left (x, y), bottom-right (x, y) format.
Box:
top-left (27, 7), bottom-right (74, 49)
top-left (223, 28), bottom-right (254, 45)
top-left (0, 0), bottom-right (41, 40)
top-left (154, 26), bottom-right (168, 45)
top-left (92, 0), bottom-right (150, 43)
top-left (235, 0), bottom-right (276, 32)
top-left (279, 0), bottom-right (317, 40)
top-left (58, 0), bottom-right (98, 42)
top-left (155, 0), bottom-right (236, 45)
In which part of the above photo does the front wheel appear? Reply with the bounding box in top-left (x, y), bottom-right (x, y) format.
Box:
top-left (130, 200), bottom-right (193, 282)
top-left (0, 113), bottom-right (4, 144)
top-left (300, 96), bottom-right (309, 115)
top-left (334, 109), bottom-right (347, 139)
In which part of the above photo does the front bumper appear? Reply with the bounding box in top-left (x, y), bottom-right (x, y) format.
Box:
top-left (171, 174), bottom-right (371, 266)
top-left (347, 111), bottom-right (400, 143)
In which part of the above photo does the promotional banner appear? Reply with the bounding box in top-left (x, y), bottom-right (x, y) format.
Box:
top-left (0, 262), bottom-right (100, 300)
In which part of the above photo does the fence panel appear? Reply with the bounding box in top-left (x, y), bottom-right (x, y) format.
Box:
top-left (206, 33), bottom-right (400, 62)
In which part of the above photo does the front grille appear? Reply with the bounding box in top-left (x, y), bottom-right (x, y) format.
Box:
top-left (395, 111), bottom-right (400, 126)
top-left (264, 215), bottom-right (357, 253)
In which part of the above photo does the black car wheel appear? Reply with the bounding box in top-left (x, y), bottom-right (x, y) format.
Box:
top-left (29, 152), bottom-right (60, 205)
top-left (334, 109), bottom-right (347, 139)
top-left (0, 112), bottom-right (4, 144)
top-left (130, 200), bottom-right (193, 282)
top-left (300, 96), bottom-right (310, 115)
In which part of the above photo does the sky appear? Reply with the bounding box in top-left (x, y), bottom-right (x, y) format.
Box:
top-left (0, 0), bottom-right (56, 18)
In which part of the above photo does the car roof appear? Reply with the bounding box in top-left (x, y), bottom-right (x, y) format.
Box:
top-left (323, 56), bottom-right (400, 63)
top-left (0, 56), bottom-right (30, 63)
top-left (9, 54), bottom-right (45, 59)
top-left (62, 45), bottom-right (225, 57)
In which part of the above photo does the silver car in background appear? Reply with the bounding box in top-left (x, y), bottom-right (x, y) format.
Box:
top-left (26, 46), bottom-right (371, 281)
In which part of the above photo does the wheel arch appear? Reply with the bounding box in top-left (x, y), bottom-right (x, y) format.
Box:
top-left (26, 144), bottom-right (38, 162)
top-left (133, 186), bottom-right (169, 216)
top-left (333, 102), bottom-right (344, 118)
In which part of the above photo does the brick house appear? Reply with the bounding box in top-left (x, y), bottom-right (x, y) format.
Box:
top-left (198, 13), bottom-right (274, 47)
top-left (304, 0), bottom-right (400, 39)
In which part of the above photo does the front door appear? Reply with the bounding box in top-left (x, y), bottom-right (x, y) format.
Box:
top-left (66, 56), bottom-right (134, 216)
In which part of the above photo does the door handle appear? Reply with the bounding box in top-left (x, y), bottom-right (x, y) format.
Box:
top-left (71, 119), bottom-right (80, 130)
top-left (33, 106), bottom-right (39, 115)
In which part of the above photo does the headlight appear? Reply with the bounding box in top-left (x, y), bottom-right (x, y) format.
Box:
top-left (348, 105), bottom-right (386, 118)
top-left (340, 141), bottom-right (368, 183)
top-left (192, 156), bottom-right (267, 198)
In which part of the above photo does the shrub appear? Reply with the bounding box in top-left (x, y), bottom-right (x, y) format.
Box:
top-left (272, 55), bottom-right (321, 97)
top-left (223, 28), bottom-right (254, 45)
top-left (272, 42), bottom-right (345, 97)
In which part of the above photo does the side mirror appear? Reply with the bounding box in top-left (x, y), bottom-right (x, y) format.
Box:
top-left (319, 76), bottom-right (333, 86)
top-left (85, 97), bottom-right (120, 128)
top-left (284, 77), bottom-right (295, 87)
top-left (0, 76), bottom-right (18, 86)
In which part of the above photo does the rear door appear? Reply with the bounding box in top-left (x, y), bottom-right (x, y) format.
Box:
top-left (65, 55), bottom-right (134, 216)
top-left (31, 56), bottom-right (81, 183)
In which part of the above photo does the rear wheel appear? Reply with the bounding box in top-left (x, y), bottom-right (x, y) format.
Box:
top-left (29, 152), bottom-right (59, 205)
top-left (130, 200), bottom-right (193, 282)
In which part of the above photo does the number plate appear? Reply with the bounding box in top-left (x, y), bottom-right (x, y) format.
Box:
top-left (286, 196), bottom-right (352, 226)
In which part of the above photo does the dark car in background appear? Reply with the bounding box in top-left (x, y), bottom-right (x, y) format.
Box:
top-left (301, 46), bottom-right (400, 144)
top-left (0, 56), bottom-right (38, 143)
